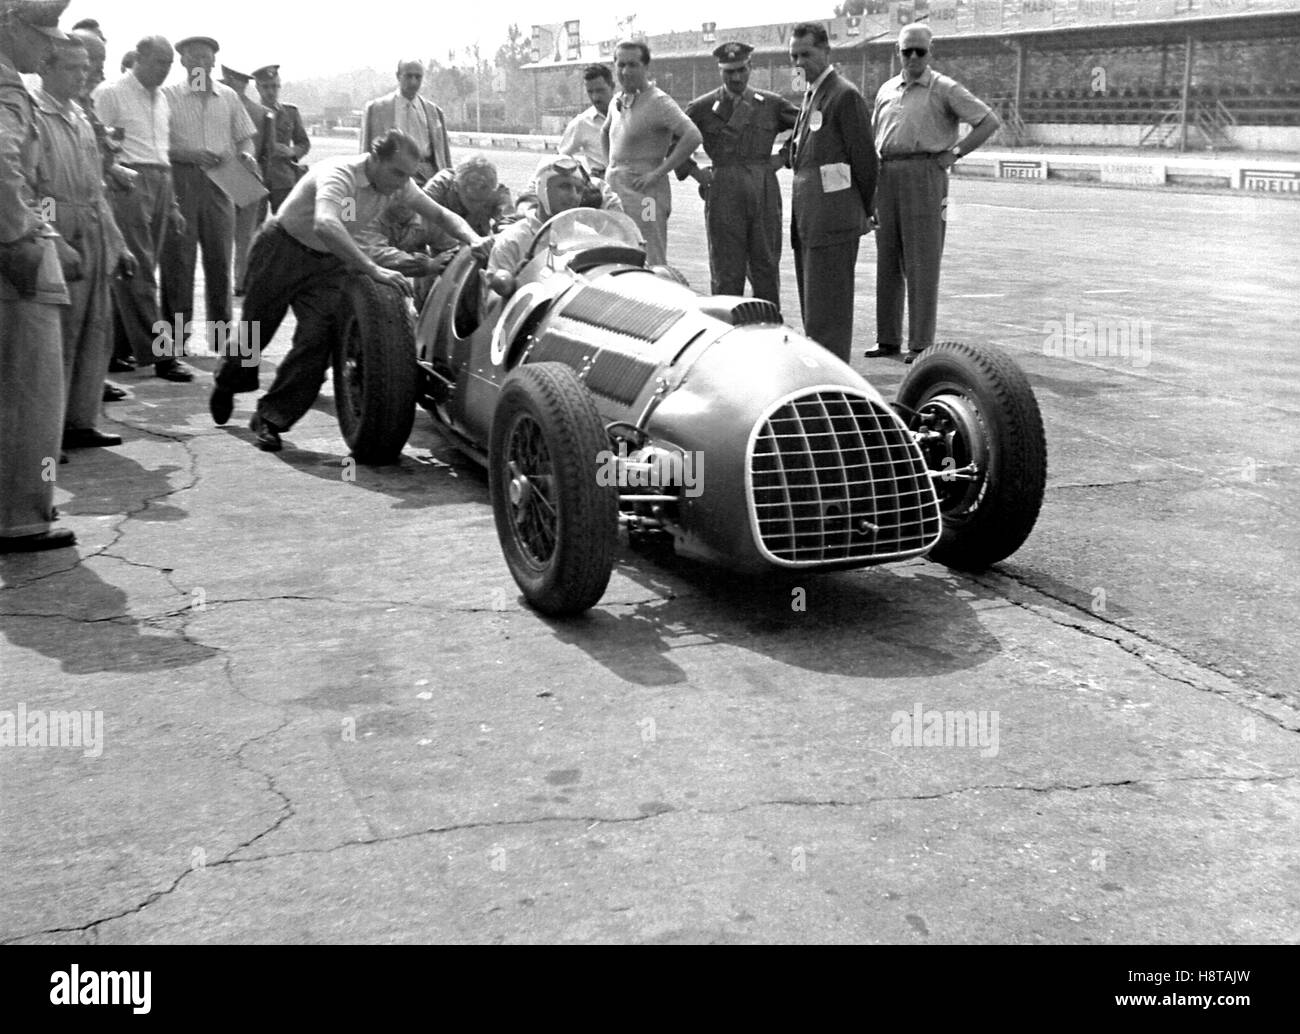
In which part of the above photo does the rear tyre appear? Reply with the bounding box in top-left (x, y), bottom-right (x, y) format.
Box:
top-left (896, 341), bottom-right (1046, 569)
top-left (489, 363), bottom-right (618, 616)
top-left (333, 276), bottom-right (418, 465)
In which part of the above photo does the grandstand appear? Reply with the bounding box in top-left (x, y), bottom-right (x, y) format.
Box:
top-left (524, 0), bottom-right (1300, 152)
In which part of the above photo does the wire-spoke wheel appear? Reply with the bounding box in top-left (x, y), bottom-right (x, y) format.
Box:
top-left (489, 363), bottom-right (617, 615)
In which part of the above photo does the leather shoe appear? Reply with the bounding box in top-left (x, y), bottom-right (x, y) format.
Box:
top-left (209, 387), bottom-right (234, 425)
top-left (863, 344), bottom-right (901, 358)
top-left (108, 355), bottom-right (136, 372)
top-left (64, 428), bottom-right (123, 448)
top-left (904, 348), bottom-right (927, 365)
top-left (154, 358), bottom-right (195, 382)
top-left (103, 382), bottom-right (127, 402)
top-left (0, 528), bottom-right (76, 553)
top-left (250, 412), bottom-right (283, 452)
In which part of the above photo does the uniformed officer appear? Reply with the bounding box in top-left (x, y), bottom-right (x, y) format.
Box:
top-left (0, 0), bottom-right (76, 553)
top-left (252, 64), bottom-right (309, 216)
top-left (679, 41), bottom-right (798, 308)
top-left (220, 63), bottom-right (267, 289)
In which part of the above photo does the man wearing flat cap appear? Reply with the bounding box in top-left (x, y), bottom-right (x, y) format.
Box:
top-left (0, 0), bottom-right (77, 552)
top-left (253, 64), bottom-right (309, 216)
top-left (160, 34), bottom-right (258, 368)
top-left (680, 41), bottom-right (797, 309)
top-left (221, 63), bottom-right (267, 289)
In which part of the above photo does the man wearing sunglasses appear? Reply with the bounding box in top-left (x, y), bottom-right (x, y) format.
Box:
top-left (867, 24), bottom-right (999, 363)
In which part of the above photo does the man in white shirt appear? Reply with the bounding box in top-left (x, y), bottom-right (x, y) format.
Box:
top-left (360, 59), bottom-right (451, 185)
top-left (159, 34), bottom-right (257, 373)
top-left (558, 64), bottom-right (612, 177)
top-left (209, 130), bottom-right (489, 453)
top-left (93, 34), bottom-right (191, 380)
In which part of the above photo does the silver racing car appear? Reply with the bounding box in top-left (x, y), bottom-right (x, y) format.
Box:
top-left (330, 208), bottom-right (1047, 616)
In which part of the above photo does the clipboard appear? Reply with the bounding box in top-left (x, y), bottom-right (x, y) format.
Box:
top-left (206, 156), bottom-right (269, 208)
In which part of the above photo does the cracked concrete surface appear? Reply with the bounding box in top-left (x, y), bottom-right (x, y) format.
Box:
top-left (2, 167), bottom-right (1298, 943)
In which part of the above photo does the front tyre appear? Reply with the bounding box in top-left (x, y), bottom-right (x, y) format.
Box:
top-left (489, 363), bottom-right (618, 616)
top-left (332, 276), bottom-right (418, 465)
top-left (896, 341), bottom-right (1046, 569)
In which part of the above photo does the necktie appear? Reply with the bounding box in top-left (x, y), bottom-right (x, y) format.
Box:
top-left (793, 90), bottom-right (814, 160)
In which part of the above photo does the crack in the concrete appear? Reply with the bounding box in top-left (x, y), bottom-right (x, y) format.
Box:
top-left (4, 764), bottom-right (1295, 944)
top-left (0, 701), bottom-right (299, 946)
top-left (971, 569), bottom-right (1299, 731)
top-left (0, 427), bottom-right (202, 598)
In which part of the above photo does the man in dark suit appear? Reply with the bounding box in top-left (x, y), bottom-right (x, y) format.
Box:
top-left (787, 22), bottom-right (877, 363)
top-left (360, 59), bottom-right (450, 185)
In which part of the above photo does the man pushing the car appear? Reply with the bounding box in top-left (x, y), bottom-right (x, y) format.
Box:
top-left (209, 128), bottom-right (490, 452)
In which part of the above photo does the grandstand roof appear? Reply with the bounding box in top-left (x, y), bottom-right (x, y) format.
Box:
top-left (522, 0), bottom-right (1300, 70)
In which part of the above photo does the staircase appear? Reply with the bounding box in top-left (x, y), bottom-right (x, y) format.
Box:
top-left (1141, 99), bottom-right (1237, 150)
top-left (993, 98), bottom-right (1027, 146)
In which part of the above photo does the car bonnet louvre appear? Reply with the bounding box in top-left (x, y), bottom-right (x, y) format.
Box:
top-left (561, 285), bottom-right (685, 342)
top-left (523, 333), bottom-right (658, 407)
top-left (585, 352), bottom-right (658, 406)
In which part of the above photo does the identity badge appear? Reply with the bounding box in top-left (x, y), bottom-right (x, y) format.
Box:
top-left (810, 111), bottom-right (823, 132)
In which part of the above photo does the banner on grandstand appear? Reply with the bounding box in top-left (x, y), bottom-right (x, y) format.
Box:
top-left (1201, 0), bottom-right (1252, 14)
top-left (1134, 0), bottom-right (1177, 19)
top-left (565, 21), bottom-right (581, 61)
top-left (999, 158), bottom-right (1047, 179)
top-left (894, 1), bottom-right (931, 29)
top-left (1019, 0), bottom-right (1055, 29)
top-left (929, 0), bottom-right (961, 31)
top-left (1078, 0), bottom-right (1115, 21)
top-left (973, 0), bottom-right (1003, 31)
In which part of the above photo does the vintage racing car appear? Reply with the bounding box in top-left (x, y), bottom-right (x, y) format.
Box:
top-left (329, 208), bottom-right (1047, 616)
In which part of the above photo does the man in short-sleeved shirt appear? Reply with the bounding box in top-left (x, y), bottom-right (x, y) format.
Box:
top-left (160, 35), bottom-right (257, 364)
top-left (868, 24), bottom-right (999, 361)
top-left (94, 35), bottom-right (189, 377)
top-left (558, 64), bottom-right (612, 177)
top-left (601, 40), bottom-right (701, 267)
top-left (209, 130), bottom-right (488, 452)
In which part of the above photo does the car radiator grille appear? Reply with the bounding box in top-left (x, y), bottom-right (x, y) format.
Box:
top-left (748, 390), bottom-right (942, 565)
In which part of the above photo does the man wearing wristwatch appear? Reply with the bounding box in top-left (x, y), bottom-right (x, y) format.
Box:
top-left (868, 24), bottom-right (999, 363)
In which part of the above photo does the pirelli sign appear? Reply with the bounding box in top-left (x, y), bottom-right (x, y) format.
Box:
top-left (1239, 168), bottom-right (1300, 193)
top-left (998, 159), bottom-right (1047, 180)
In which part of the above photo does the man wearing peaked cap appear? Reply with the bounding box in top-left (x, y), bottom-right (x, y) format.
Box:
top-left (221, 63), bottom-right (269, 289)
top-left (0, 0), bottom-right (78, 552)
top-left (251, 62), bottom-right (309, 215)
top-left (678, 40), bottom-right (798, 308)
top-left (714, 41), bottom-right (751, 68)
top-left (220, 63), bottom-right (250, 86)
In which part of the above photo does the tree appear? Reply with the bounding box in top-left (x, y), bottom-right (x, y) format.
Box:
top-left (496, 23), bottom-right (530, 70)
top-left (834, 0), bottom-right (868, 14)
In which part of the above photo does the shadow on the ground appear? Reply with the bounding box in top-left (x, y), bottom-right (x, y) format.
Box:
top-left (537, 544), bottom-right (1010, 687)
top-left (0, 561), bottom-right (219, 674)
